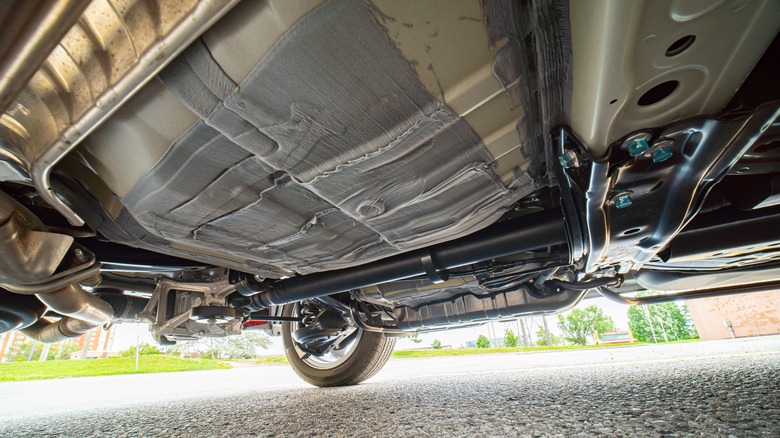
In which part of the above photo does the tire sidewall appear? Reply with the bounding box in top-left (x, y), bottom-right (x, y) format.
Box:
top-left (281, 303), bottom-right (388, 386)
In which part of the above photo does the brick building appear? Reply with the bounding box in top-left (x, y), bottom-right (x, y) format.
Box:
top-left (686, 290), bottom-right (780, 340)
top-left (0, 325), bottom-right (115, 362)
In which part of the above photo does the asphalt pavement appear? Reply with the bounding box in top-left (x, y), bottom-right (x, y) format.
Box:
top-left (1, 336), bottom-right (778, 437)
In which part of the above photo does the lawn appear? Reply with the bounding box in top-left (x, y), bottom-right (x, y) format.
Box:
top-left (254, 356), bottom-right (290, 365)
top-left (391, 338), bottom-right (701, 358)
top-left (0, 355), bottom-right (231, 382)
top-left (250, 342), bottom-right (675, 365)
top-left (3, 340), bottom-right (699, 381)
top-left (391, 343), bottom-right (639, 358)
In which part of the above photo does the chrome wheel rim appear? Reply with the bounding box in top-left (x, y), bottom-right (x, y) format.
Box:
top-left (290, 304), bottom-right (362, 370)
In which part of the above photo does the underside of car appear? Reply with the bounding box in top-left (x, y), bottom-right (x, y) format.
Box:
top-left (0, 0), bottom-right (778, 386)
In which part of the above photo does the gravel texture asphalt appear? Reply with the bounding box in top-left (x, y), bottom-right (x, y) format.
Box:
top-left (1, 336), bottom-right (778, 437)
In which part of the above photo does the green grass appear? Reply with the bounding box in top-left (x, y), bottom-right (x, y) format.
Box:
top-left (0, 355), bottom-right (231, 382)
top-left (2, 339), bottom-right (701, 381)
top-left (392, 338), bottom-right (701, 358)
top-left (254, 356), bottom-right (289, 365)
top-left (251, 339), bottom-right (702, 364)
top-left (391, 343), bottom-right (651, 359)
top-left (250, 343), bottom-right (659, 364)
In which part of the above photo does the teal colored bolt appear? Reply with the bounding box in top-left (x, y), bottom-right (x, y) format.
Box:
top-left (648, 140), bottom-right (675, 163)
top-left (614, 194), bottom-right (632, 209)
top-left (628, 138), bottom-right (649, 157)
top-left (558, 150), bottom-right (580, 169)
top-left (651, 145), bottom-right (673, 162)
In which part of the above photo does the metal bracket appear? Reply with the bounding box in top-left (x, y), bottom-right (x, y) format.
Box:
top-left (420, 253), bottom-right (449, 284)
top-left (567, 102), bottom-right (780, 273)
top-left (142, 268), bottom-right (241, 340)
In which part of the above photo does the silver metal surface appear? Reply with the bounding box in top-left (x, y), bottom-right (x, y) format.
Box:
top-left (1, 263), bottom-right (101, 295)
top-left (297, 328), bottom-right (361, 371)
top-left (19, 282), bottom-right (114, 343)
top-left (37, 283), bottom-right (113, 326)
top-left (100, 262), bottom-right (208, 274)
top-left (0, 0), bottom-right (241, 226)
top-left (0, 190), bottom-right (73, 284)
top-left (0, 144), bottom-right (29, 183)
top-left (0, 0), bottom-right (89, 114)
top-left (20, 314), bottom-right (101, 343)
top-left (289, 301), bottom-right (362, 370)
top-left (20, 319), bottom-right (71, 343)
top-left (569, 0), bottom-right (780, 155)
top-left (140, 268), bottom-right (241, 341)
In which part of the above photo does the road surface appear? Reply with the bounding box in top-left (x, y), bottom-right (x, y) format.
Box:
top-left (1, 336), bottom-right (778, 436)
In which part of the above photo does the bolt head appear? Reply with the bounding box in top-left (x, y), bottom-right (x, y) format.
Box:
top-left (651, 146), bottom-right (673, 163)
top-left (73, 248), bottom-right (87, 262)
top-left (611, 193), bottom-right (633, 209)
top-left (558, 150), bottom-right (580, 169)
top-left (647, 140), bottom-right (675, 163)
top-left (628, 138), bottom-right (649, 157)
top-left (615, 196), bottom-right (632, 209)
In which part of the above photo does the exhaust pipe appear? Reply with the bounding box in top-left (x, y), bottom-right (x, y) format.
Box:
top-left (19, 289), bottom-right (150, 343)
top-left (19, 283), bottom-right (114, 343)
top-left (21, 315), bottom-right (103, 343)
top-left (237, 209), bottom-right (569, 308)
top-left (0, 189), bottom-right (117, 342)
top-left (36, 283), bottom-right (114, 326)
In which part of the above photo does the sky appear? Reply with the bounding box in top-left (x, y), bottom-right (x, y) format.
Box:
top-left (110, 295), bottom-right (632, 355)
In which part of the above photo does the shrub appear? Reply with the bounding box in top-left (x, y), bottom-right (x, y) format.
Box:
top-left (504, 329), bottom-right (519, 348)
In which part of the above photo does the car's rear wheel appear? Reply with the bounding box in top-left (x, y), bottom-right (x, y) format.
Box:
top-left (281, 301), bottom-right (395, 387)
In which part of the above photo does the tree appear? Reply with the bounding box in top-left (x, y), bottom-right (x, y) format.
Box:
top-left (535, 327), bottom-right (563, 346)
top-left (120, 342), bottom-right (161, 357)
top-left (165, 332), bottom-right (272, 359)
top-left (504, 329), bottom-right (519, 348)
top-left (55, 342), bottom-right (80, 360)
top-left (476, 334), bottom-right (491, 348)
top-left (557, 305), bottom-right (615, 345)
top-left (212, 332), bottom-right (271, 359)
top-left (11, 341), bottom-right (42, 361)
top-left (431, 339), bottom-right (442, 349)
top-left (175, 332), bottom-right (273, 359)
top-left (627, 301), bottom-right (698, 342)
top-left (408, 333), bottom-right (423, 344)
top-left (10, 341), bottom-right (79, 361)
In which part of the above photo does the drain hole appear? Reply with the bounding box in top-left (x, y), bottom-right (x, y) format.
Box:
top-left (624, 228), bottom-right (642, 236)
top-left (638, 81), bottom-right (679, 106)
top-left (666, 35), bottom-right (696, 57)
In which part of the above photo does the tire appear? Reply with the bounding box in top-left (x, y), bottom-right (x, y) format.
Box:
top-left (281, 303), bottom-right (396, 387)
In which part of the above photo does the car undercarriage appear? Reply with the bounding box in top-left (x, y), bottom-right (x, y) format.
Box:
top-left (0, 0), bottom-right (778, 386)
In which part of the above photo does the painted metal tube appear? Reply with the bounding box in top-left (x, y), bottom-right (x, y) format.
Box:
top-left (243, 209), bottom-right (569, 307)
